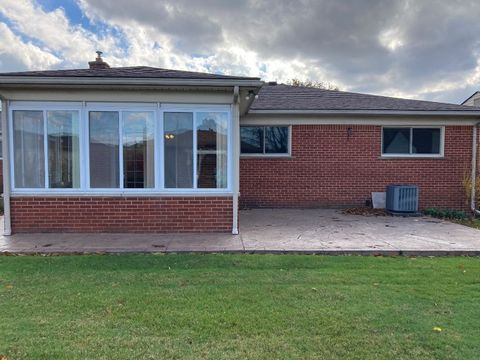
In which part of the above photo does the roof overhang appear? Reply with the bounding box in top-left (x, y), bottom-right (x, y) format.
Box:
top-left (248, 109), bottom-right (480, 117)
top-left (0, 76), bottom-right (264, 88)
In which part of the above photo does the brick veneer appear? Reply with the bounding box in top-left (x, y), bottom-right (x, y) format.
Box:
top-left (11, 196), bottom-right (232, 233)
top-left (240, 125), bottom-right (475, 210)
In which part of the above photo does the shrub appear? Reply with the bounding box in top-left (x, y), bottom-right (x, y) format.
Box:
top-left (424, 208), bottom-right (468, 220)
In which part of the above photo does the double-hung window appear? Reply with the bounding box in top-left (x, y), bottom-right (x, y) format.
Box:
top-left (240, 126), bottom-right (290, 155)
top-left (382, 127), bottom-right (443, 157)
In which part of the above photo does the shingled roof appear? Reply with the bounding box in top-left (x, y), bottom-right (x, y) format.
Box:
top-left (250, 84), bottom-right (480, 113)
top-left (0, 66), bottom-right (260, 81)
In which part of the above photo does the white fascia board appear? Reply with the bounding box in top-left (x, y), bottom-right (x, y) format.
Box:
top-left (0, 76), bottom-right (264, 88)
top-left (249, 109), bottom-right (480, 117)
top-left (241, 116), bottom-right (480, 126)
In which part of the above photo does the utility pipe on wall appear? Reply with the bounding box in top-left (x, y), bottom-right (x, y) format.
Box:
top-left (1, 96), bottom-right (11, 235)
top-left (471, 122), bottom-right (480, 215)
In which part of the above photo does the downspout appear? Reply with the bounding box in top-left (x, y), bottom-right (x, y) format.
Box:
top-left (471, 122), bottom-right (480, 215)
top-left (1, 96), bottom-right (11, 235)
top-left (232, 86), bottom-right (240, 234)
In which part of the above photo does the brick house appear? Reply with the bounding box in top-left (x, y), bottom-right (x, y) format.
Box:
top-left (0, 54), bottom-right (479, 234)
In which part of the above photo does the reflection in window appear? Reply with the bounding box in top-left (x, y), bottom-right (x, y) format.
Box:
top-left (265, 127), bottom-right (289, 153)
top-left (13, 110), bottom-right (45, 188)
top-left (197, 112), bottom-right (228, 188)
top-left (412, 128), bottom-right (440, 154)
top-left (123, 112), bottom-right (155, 188)
top-left (47, 111), bottom-right (80, 188)
top-left (240, 126), bottom-right (289, 155)
top-left (382, 127), bottom-right (442, 155)
top-left (89, 111), bottom-right (119, 188)
top-left (164, 112), bottom-right (193, 188)
top-left (240, 127), bottom-right (264, 153)
top-left (382, 128), bottom-right (410, 154)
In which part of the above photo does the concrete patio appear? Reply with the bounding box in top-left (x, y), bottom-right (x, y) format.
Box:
top-left (0, 209), bottom-right (479, 255)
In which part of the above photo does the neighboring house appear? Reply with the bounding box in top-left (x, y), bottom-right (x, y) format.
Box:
top-left (462, 92), bottom-right (480, 106)
top-left (0, 53), bottom-right (479, 234)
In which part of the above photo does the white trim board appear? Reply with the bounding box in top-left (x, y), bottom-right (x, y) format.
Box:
top-left (240, 116), bottom-right (480, 126)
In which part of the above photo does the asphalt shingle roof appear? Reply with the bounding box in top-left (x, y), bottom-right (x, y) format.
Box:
top-left (250, 84), bottom-right (480, 112)
top-left (0, 66), bottom-right (260, 80)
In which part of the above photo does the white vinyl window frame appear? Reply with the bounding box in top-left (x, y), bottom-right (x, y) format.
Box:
top-left (380, 125), bottom-right (445, 158)
top-left (8, 101), bottom-right (233, 195)
top-left (240, 125), bottom-right (292, 157)
top-left (160, 104), bottom-right (233, 194)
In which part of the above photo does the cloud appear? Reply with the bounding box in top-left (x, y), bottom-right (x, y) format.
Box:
top-left (0, 0), bottom-right (479, 104)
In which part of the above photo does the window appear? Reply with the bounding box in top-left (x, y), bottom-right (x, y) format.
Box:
top-left (89, 111), bottom-right (120, 188)
top-left (382, 127), bottom-right (443, 156)
top-left (123, 112), bottom-right (155, 188)
top-left (240, 126), bottom-right (289, 155)
top-left (89, 110), bottom-right (155, 189)
top-left (164, 112), bottom-right (194, 188)
top-left (12, 109), bottom-right (81, 189)
top-left (47, 111), bottom-right (80, 188)
top-left (9, 103), bottom-right (231, 193)
top-left (164, 110), bottom-right (229, 189)
top-left (13, 110), bottom-right (45, 188)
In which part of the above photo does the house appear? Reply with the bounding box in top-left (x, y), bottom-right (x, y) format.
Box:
top-left (462, 92), bottom-right (480, 107)
top-left (0, 53), bottom-right (479, 234)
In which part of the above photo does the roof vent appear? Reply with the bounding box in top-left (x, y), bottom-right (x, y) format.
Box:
top-left (268, 81), bottom-right (277, 86)
top-left (88, 51), bottom-right (110, 70)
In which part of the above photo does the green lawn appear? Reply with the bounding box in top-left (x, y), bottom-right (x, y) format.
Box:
top-left (0, 255), bottom-right (479, 359)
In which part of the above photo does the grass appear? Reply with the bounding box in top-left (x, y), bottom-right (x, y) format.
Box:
top-left (0, 255), bottom-right (479, 359)
top-left (454, 218), bottom-right (480, 230)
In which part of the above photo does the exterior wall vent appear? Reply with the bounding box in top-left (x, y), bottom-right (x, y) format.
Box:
top-left (386, 185), bottom-right (418, 213)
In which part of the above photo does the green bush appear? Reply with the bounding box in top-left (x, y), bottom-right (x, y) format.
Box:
top-left (424, 208), bottom-right (468, 220)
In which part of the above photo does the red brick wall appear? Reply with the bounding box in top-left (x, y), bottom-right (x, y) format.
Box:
top-left (240, 125), bottom-right (474, 210)
top-left (11, 196), bottom-right (232, 233)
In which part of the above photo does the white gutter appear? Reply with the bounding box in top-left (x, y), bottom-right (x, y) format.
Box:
top-left (249, 109), bottom-right (480, 116)
top-left (1, 97), bottom-right (11, 235)
top-left (0, 76), bottom-right (264, 88)
top-left (232, 86), bottom-right (240, 235)
top-left (471, 122), bottom-right (480, 215)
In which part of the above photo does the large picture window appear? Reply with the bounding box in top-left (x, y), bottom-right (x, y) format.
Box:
top-left (10, 103), bottom-right (231, 193)
top-left (240, 126), bottom-right (289, 155)
top-left (382, 127), bottom-right (443, 156)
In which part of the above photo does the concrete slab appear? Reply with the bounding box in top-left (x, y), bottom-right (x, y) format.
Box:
top-left (240, 209), bottom-right (480, 254)
top-left (0, 209), bottom-right (478, 255)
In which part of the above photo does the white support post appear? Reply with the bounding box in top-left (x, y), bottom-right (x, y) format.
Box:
top-left (232, 86), bottom-right (240, 235)
top-left (1, 97), bottom-right (11, 235)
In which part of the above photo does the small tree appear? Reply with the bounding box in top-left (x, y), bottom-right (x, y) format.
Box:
top-left (287, 78), bottom-right (339, 91)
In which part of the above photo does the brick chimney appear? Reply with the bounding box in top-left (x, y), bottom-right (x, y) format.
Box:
top-left (88, 51), bottom-right (110, 70)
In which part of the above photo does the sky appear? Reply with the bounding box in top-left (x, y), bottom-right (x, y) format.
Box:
top-left (0, 0), bottom-right (479, 104)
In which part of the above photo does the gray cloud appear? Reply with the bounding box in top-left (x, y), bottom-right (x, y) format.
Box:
top-left (2, 0), bottom-right (480, 103)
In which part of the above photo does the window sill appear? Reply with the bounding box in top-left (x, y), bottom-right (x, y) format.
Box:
top-left (379, 156), bottom-right (445, 160)
top-left (240, 154), bottom-right (292, 159)
top-left (10, 191), bottom-right (234, 197)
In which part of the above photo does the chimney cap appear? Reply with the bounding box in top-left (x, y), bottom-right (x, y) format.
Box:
top-left (89, 51), bottom-right (110, 70)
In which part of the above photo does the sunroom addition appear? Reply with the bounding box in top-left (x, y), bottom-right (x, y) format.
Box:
top-left (9, 102), bottom-right (232, 194)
